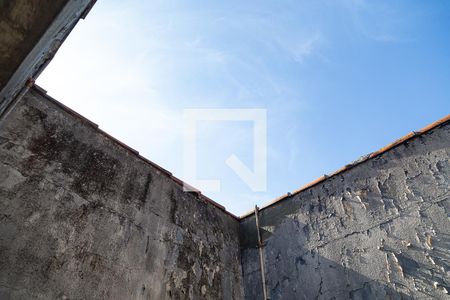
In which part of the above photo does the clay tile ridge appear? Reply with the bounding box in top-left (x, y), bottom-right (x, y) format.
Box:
top-left (239, 112), bottom-right (450, 219)
top-left (32, 85), bottom-right (237, 220)
top-left (30, 84), bottom-right (450, 221)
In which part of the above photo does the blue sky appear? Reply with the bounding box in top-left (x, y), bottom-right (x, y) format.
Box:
top-left (37, 0), bottom-right (450, 215)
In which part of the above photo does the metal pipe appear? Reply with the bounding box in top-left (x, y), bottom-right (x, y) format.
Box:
top-left (255, 205), bottom-right (268, 300)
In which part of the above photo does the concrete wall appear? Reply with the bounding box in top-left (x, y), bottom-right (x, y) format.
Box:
top-left (0, 86), bottom-right (448, 300)
top-left (240, 122), bottom-right (450, 299)
top-left (0, 87), bottom-right (244, 300)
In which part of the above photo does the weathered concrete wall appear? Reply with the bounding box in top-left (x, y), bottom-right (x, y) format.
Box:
top-left (1, 86), bottom-right (448, 300)
top-left (0, 87), bottom-right (243, 299)
top-left (240, 122), bottom-right (450, 299)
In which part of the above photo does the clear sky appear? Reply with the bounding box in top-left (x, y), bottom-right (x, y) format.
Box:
top-left (37, 0), bottom-right (450, 215)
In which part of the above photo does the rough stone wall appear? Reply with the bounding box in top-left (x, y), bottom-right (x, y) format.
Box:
top-left (240, 122), bottom-right (450, 299)
top-left (0, 87), bottom-right (244, 300)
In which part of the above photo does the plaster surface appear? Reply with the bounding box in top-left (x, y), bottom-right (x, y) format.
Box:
top-left (240, 120), bottom-right (450, 299)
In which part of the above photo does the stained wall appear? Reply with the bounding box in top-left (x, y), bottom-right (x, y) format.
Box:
top-left (0, 87), bottom-right (244, 300)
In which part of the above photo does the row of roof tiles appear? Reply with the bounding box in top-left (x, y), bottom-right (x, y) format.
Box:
top-left (32, 85), bottom-right (237, 219)
top-left (240, 112), bottom-right (450, 218)
top-left (32, 84), bottom-right (449, 221)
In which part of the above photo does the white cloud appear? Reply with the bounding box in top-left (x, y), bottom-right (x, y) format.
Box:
top-left (291, 32), bottom-right (325, 64)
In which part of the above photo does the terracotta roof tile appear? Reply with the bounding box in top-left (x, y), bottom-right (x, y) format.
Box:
top-left (32, 84), bottom-right (450, 221)
top-left (240, 113), bottom-right (450, 218)
top-left (32, 85), bottom-right (238, 220)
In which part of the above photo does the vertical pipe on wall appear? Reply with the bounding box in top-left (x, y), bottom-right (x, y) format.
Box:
top-left (254, 205), bottom-right (268, 300)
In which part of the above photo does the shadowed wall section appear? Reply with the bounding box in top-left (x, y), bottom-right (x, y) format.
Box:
top-left (240, 120), bottom-right (450, 299)
top-left (0, 87), bottom-right (244, 299)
